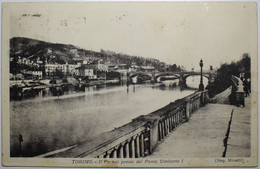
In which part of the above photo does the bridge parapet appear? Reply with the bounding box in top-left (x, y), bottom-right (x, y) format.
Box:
top-left (37, 90), bottom-right (209, 158)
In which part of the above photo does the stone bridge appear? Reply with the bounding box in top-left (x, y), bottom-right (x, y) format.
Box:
top-left (128, 71), bottom-right (213, 86)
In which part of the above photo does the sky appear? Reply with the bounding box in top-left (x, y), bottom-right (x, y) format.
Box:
top-left (5, 2), bottom-right (257, 71)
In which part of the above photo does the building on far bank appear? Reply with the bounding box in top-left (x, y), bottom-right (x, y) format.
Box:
top-left (96, 61), bottom-right (108, 72)
top-left (75, 64), bottom-right (97, 79)
top-left (63, 62), bottom-right (80, 75)
top-left (108, 64), bottom-right (116, 72)
top-left (129, 64), bottom-right (140, 71)
top-left (45, 63), bottom-right (80, 76)
top-left (22, 70), bottom-right (43, 80)
top-left (45, 64), bottom-right (64, 76)
top-left (140, 66), bottom-right (155, 73)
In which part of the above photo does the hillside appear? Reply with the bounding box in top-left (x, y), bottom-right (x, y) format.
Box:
top-left (10, 37), bottom-right (104, 65)
top-left (10, 37), bottom-right (168, 70)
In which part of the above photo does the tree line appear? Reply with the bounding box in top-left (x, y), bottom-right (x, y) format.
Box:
top-left (208, 53), bottom-right (250, 97)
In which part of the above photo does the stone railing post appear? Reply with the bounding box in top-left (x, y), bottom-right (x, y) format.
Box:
top-left (147, 119), bottom-right (159, 153)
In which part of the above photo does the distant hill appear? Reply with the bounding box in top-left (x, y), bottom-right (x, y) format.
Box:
top-left (10, 37), bottom-right (172, 74)
top-left (10, 37), bottom-right (104, 64)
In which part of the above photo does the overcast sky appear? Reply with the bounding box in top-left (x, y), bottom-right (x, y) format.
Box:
top-left (7, 2), bottom-right (257, 70)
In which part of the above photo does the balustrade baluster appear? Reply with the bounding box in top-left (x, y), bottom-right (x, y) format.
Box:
top-left (158, 123), bottom-right (162, 141)
top-left (168, 117), bottom-right (171, 133)
top-left (195, 98), bottom-right (197, 109)
top-left (170, 115), bottom-right (173, 130)
top-left (119, 145), bottom-right (124, 158)
top-left (175, 113), bottom-right (177, 126)
top-left (111, 149), bottom-right (117, 158)
top-left (197, 97), bottom-right (200, 109)
top-left (162, 120), bottom-right (165, 139)
top-left (164, 119), bottom-right (167, 137)
top-left (181, 109), bottom-right (183, 123)
top-left (172, 114), bottom-right (175, 130)
top-left (122, 144), bottom-right (127, 158)
top-left (193, 99), bottom-right (196, 111)
top-left (160, 122), bottom-right (163, 138)
top-left (169, 115), bottom-right (172, 132)
top-left (130, 139), bottom-right (135, 158)
top-left (191, 99), bottom-right (194, 113)
top-left (178, 112), bottom-right (180, 125)
top-left (173, 113), bottom-right (176, 128)
top-left (165, 117), bottom-right (169, 136)
top-left (135, 136), bottom-right (140, 158)
top-left (168, 117), bottom-right (171, 132)
top-left (189, 101), bottom-right (192, 114)
top-left (103, 152), bottom-right (108, 158)
top-left (179, 111), bottom-right (181, 125)
top-left (178, 110), bottom-right (181, 124)
top-left (179, 111), bottom-right (181, 124)
top-left (125, 142), bottom-right (130, 158)
top-left (98, 153), bottom-right (105, 158)
top-left (194, 98), bottom-right (197, 110)
top-left (140, 134), bottom-right (145, 157)
top-left (195, 99), bottom-right (197, 110)
top-left (177, 112), bottom-right (180, 125)
top-left (108, 151), bottom-right (112, 158)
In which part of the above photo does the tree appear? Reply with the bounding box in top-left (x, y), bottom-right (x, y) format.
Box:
top-left (208, 54), bottom-right (251, 97)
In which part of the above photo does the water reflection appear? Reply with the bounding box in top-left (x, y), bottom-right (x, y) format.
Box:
top-left (186, 76), bottom-right (209, 89)
top-left (10, 84), bottom-right (194, 157)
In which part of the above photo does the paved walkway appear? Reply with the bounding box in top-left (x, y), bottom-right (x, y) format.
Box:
top-left (226, 96), bottom-right (251, 157)
top-left (148, 97), bottom-right (251, 158)
top-left (211, 87), bottom-right (231, 104)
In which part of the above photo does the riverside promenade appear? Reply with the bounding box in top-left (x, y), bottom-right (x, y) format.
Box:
top-left (148, 96), bottom-right (251, 158)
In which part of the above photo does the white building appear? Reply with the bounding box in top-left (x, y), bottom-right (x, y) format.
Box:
top-left (97, 62), bottom-right (108, 72)
top-left (75, 64), bottom-right (97, 79)
top-left (23, 71), bottom-right (43, 80)
top-left (32, 71), bottom-right (43, 79)
top-left (45, 63), bottom-right (80, 76)
top-left (140, 66), bottom-right (155, 73)
top-left (45, 64), bottom-right (64, 75)
top-left (63, 63), bottom-right (80, 75)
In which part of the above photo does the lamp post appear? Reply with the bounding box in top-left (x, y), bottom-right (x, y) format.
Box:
top-left (199, 59), bottom-right (204, 91)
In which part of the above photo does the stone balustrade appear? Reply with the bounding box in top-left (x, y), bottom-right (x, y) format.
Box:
top-left (95, 129), bottom-right (147, 158)
top-left (231, 75), bottom-right (245, 107)
top-left (91, 90), bottom-right (209, 158)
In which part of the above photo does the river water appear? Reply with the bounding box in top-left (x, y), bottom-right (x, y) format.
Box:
top-left (10, 83), bottom-right (198, 157)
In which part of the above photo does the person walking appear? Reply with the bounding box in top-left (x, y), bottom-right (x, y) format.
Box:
top-left (243, 79), bottom-right (250, 97)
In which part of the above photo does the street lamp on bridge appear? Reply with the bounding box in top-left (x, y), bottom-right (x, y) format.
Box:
top-left (199, 59), bottom-right (204, 91)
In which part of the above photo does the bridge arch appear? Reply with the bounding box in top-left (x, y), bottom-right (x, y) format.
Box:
top-left (183, 74), bottom-right (209, 80)
top-left (154, 73), bottom-right (180, 82)
top-left (129, 72), bottom-right (152, 78)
